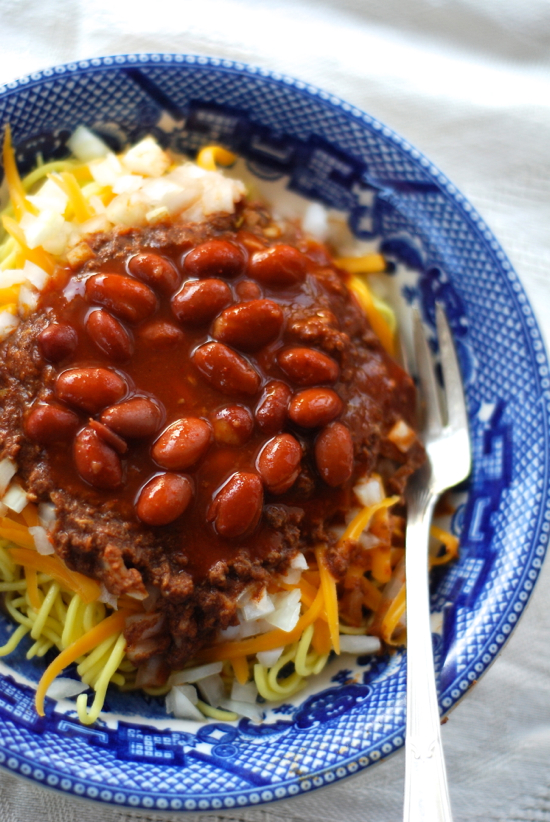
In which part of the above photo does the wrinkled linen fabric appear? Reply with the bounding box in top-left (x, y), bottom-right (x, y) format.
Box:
top-left (0, 0), bottom-right (549, 820)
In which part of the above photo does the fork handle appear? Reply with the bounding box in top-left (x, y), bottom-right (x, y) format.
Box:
top-left (403, 494), bottom-right (453, 822)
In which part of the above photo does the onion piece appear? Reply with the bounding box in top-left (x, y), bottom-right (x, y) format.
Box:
top-left (231, 680), bottom-right (258, 704)
top-left (220, 698), bottom-right (262, 721)
top-left (264, 589), bottom-right (302, 632)
top-left (302, 202), bottom-right (328, 241)
top-left (0, 311), bottom-right (19, 342)
top-left (46, 677), bottom-right (88, 700)
top-left (165, 685), bottom-right (204, 721)
top-left (354, 475), bottom-right (384, 507)
top-left (0, 459), bottom-right (17, 497)
top-left (18, 284), bottom-right (39, 318)
top-left (0, 269), bottom-right (26, 288)
top-left (67, 126), bottom-right (110, 162)
top-left (339, 635), bottom-right (381, 654)
top-left (121, 137), bottom-right (170, 178)
top-left (20, 209), bottom-right (71, 256)
top-left (169, 661), bottom-right (223, 685)
top-left (2, 483), bottom-right (28, 514)
top-left (28, 526), bottom-right (54, 555)
top-left (27, 177), bottom-right (69, 215)
top-left (98, 584), bottom-right (118, 609)
top-left (196, 674), bottom-right (225, 707)
top-left (38, 501), bottom-right (56, 531)
top-left (241, 588), bottom-right (274, 621)
top-left (89, 152), bottom-right (123, 186)
top-left (256, 647), bottom-right (284, 667)
top-left (387, 419), bottom-right (416, 453)
top-left (23, 260), bottom-right (49, 291)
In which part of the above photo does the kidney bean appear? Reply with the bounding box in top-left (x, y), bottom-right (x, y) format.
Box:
top-left (37, 323), bottom-right (77, 362)
top-left (55, 367), bottom-right (127, 414)
top-left (136, 473), bottom-right (193, 526)
top-left (85, 273), bottom-right (158, 323)
top-left (211, 405), bottom-right (254, 446)
top-left (192, 342), bottom-right (260, 396)
top-left (288, 388), bottom-right (343, 428)
top-left (88, 418), bottom-right (128, 454)
top-left (255, 380), bottom-right (291, 435)
top-left (278, 347), bottom-right (339, 386)
top-left (171, 279), bottom-right (232, 326)
top-left (25, 403), bottom-right (80, 444)
top-left (86, 309), bottom-right (133, 361)
top-left (235, 279), bottom-right (262, 301)
top-left (74, 426), bottom-right (122, 489)
top-left (207, 472), bottom-right (263, 538)
top-left (128, 252), bottom-right (181, 295)
top-left (137, 320), bottom-right (185, 348)
top-left (248, 245), bottom-right (307, 287)
top-left (212, 299), bottom-right (284, 352)
top-left (100, 397), bottom-right (164, 438)
top-left (257, 434), bottom-right (302, 494)
top-left (315, 422), bottom-right (354, 487)
top-left (184, 239), bottom-right (245, 279)
top-left (152, 417), bottom-right (212, 471)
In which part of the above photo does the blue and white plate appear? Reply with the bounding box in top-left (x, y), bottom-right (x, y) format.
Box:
top-left (0, 54), bottom-right (547, 813)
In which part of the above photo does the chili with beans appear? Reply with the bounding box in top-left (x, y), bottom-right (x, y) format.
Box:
top-left (1, 208), bottom-right (423, 668)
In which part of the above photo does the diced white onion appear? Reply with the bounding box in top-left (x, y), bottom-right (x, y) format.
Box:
top-left (21, 209), bottom-right (71, 256)
top-left (230, 680), bottom-right (258, 704)
top-left (46, 677), bottom-right (88, 700)
top-left (165, 685), bottom-right (204, 721)
top-left (339, 635), bottom-right (381, 654)
top-left (98, 584), bottom-right (118, 609)
top-left (89, 152), bottom-right (123, 186)
top-left (220, 698), bottom-right (262, 721)
top-left (0, 311), bottom-right (19, 342)
top-left (265, 589), bottom-right (302, 632)
top-left (256, 647), bottom-right (284, 667)
top-left (302, 202), bottom-right (329, 241)
top-left (387, 419), bottom-right (416, 453)
top-left (291, 552), bottom-right (308, 570)
top-left (354, 476), bottom-right (384, 507)
top-left (38, 501), bottom-right (56, 531)
top-left (28, 526), bottom-right (54, 555)
top-left (0, 459), bottom-right (17, 497)
top-left (279, 567), bottom-right (302, 585)
top-left (23, 260), bottom-right (49, 291)
top-left (196, 674), bottom-right (225, 707)
top-left (122, 137), bottom-right (170, 177)
top-left (280, 551), bottom-right (308, 585)
top-left (169, 661), bottom-right (223, 685)
top-left (145, 206), bottom-right (170, 225)
top-left (27, 177), bottom-right (69, 215)
top-left (241, 588), bottom-right (274, 621)
top-left (360, 533), bottom-right (380, 550)
top-left (2, 483), bottom-right (28, 514)
top-left (0, 269), bottom-right (26, 288)
top-left (105, 192), bottom-right (149, 227)
top-left (67, 126), bottom-right (110, 162)
top-left (112, 174), bottom-right (144, 195)
top-left (18, 284), bottom-right (39, 318)
top-left (89, 195), bottom-right (106, 215)
top-left (218, 618), bottom-right (273, 641)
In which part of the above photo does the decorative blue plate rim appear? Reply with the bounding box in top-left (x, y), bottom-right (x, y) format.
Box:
top-left (0, 53), bottom-right (547, 812)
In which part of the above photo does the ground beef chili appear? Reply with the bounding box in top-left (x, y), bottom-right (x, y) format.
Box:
top-left (0, 203), bottom-right (424, 673)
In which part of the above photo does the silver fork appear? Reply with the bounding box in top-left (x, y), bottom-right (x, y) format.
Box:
top-left (403, 303), bottom-right (471, 822)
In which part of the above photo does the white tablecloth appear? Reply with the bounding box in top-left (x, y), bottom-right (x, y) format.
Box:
top-left (0, 1), bottom-right (549, 819)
